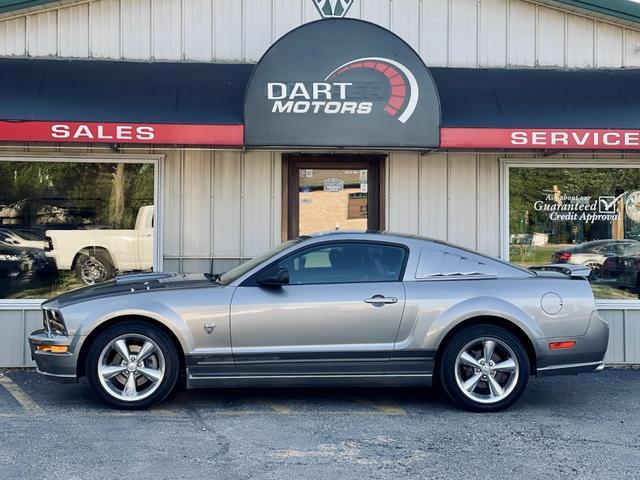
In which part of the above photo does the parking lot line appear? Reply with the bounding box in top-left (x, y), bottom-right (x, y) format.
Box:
top-left (341, 393), bottom-right (407, 415)
top-left (0, 373), bottom-right (45, 416)
top-left (266, 402), bottom-right (293, 414)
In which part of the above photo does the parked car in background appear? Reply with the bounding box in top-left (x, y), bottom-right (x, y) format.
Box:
top-left (552, 239), bottom-right (637, 279)
top-left (44, 205), bottom-right (154, 285)
top-left (30, 231), bottom-right (609, 412)
top-left (0, 241), bottom-right (56, 296)
top-left (601, 243), bottom-right (640, 292)
top-left (0, 228), bottom-right (48, 250)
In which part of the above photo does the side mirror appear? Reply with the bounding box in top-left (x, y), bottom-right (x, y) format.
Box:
top-left (256, 267), bottom-right (289, 287)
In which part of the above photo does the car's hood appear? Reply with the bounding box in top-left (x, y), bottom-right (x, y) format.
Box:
top-left (43, 272), bottom-right (215, 309)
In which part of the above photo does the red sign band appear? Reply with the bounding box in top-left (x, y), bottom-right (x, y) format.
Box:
top-left (440, 128), bottom-right (640, 150)
top-left (0, 121), bottom-right (244, 146)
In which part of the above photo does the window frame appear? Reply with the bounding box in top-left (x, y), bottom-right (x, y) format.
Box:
top-left (241, 240), bottom-right (410, 287)
top-left (501, 157), bottom-right (640, 307)
top-left (0, 153), bottom-right (164, 306)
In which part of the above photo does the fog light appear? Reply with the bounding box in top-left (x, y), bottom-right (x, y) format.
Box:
top-left (37, 345), bottom-right (68, 353)
top-left (549, 341), bottom-right (576, 350)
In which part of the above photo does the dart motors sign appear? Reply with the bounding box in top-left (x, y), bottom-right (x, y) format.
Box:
top-left (244, 19), bottom-right (440, 149)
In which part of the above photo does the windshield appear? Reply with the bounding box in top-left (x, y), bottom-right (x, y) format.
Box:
top-left (218, 239), bottom-right (302, 285)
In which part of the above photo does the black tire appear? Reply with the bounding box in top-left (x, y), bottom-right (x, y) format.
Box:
top-left (86, 322), bottom-right (180, 409)
top-left (437, 324), bottom-right (530, 412)
top-left (74, 249), bottom-right (116, 285)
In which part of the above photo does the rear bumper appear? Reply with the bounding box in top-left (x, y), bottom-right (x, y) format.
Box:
top-left (28, 329), bottom-right (78, 383)
top-left (535, 311), bottom-right (609, 376)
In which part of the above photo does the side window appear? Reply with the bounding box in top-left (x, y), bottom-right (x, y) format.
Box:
top-left (275, 243), bottom-right (406, 285)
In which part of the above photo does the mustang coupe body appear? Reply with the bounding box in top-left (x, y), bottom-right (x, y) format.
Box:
top-left (29, 232), bottom-right (609, 411)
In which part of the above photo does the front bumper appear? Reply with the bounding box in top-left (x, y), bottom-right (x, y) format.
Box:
top-left (28, 329), bottom-right (78, 383)
top-left (536, 311), bottom-right (609, 376)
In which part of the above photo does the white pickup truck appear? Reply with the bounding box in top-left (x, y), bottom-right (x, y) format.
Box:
top-left (45, 205), bottom-right (153, 285)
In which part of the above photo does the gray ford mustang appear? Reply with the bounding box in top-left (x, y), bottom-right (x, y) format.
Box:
top-left (29, 232), bottom-right (609, 412)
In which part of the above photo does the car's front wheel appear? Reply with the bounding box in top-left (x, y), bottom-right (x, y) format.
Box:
top-left (438, 324), bottom-right (530, 412)
top-left (86, 322), bottom-right (180, 409)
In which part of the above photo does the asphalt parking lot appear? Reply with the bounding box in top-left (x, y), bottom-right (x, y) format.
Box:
top-left (0, 369), bottom-right (639, 480)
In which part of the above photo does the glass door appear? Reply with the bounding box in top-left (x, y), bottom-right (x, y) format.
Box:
top-left (286, 157), bottom-right (383, 239)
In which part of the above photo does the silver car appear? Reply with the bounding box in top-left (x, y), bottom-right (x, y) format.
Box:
top-left (29, 232), bottom-right (609, 412)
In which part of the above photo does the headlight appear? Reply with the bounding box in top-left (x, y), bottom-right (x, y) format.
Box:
top-left (0, 254), bottom-right (21, 261)
top-left (42, 308), bottom-right (67, 335)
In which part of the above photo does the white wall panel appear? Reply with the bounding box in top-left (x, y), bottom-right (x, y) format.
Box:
top-left (625, 310), bottom-right (640, 364)
top-left (537, 7), bottom-right (565, 66)
top-left (183, 0), bottom-right (213, 61)
top-left (213, 151), bottom-right (242, 256)
top-left (418, 153), bottom-right (448, 240)
top-left (152, 0), bottom-right (181, 59)
top-left (388, 152), bottom-right (419, 234)
top-left (59, 4), bottom-right (89, 57)
top-left (566, 14), bottom-right (594, 67)
top-left (0, 0), bottom-right (636, 69)
top-left (476, 154), bottom-right (499, 257)
top-left (0, 17), bottom-right (25, 55)
top-left (595, 22), bottom-right (622, 67)
top-left (242, 151), bottom-right (276, 256)
top-left (420, 0), bottom-right (449, 65)
top-left (243, 0), bottom-right (272, 62)
top-left (391, 0), bottom-right (420, 52)
top-left (601, 310), bottom-right (625, 364)
top-left (162, 150), bottom-right (182, 256)
top-left (182, 151), bottom-right (212, 256)
top-left (624, 29), bottom-right (640, 67)
top-left (273, 0), bottom-right (302, 42)
top-left (448, 153), bottom-right (477, 249)
top-left (90, 0), bottom-right (120, 58)
top-left (479, 0), bottom-right (506, 67)
top-left (449, 0), bottom-right (477, 67)
top-left (361, 0), bottom-right (390, 28)
top-left (121, 0), bottom-right (151, 59)
top-left (213, 0), bottom-right (242, 61)
top-left (508, 0), bottom-right (535, 66)
top-left (26, 11), bottom-right (57, 57)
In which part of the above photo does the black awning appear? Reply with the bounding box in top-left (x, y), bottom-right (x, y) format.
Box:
top-left (431, 67), bottom-right (640, 129)
top-left (0, 58), bottom-right (253, 125)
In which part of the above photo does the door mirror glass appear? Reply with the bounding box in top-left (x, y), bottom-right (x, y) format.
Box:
top-left (256, 266), bottom-right (290, 287)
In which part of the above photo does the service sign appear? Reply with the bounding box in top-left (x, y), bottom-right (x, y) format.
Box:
top-left (244, 19), bottom-right (440, 149)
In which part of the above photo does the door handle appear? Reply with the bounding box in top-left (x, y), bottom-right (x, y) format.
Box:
top-left (364, 295), bottom-right (398, 305)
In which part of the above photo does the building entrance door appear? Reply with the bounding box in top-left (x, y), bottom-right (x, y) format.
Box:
top-left (285, 156), bottom-right (384, 239)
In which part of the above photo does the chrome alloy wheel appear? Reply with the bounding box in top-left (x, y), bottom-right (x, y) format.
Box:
top-left (97, 334), bottom-right (166, 402)
top-left (80, 258), bottom-right (108, 284)
top-left (454, 337), bottom-right (519, 404)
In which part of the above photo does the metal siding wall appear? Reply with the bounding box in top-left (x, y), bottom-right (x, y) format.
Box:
top-left (183, 0), bottom-right (213, 61)
top-left (479, 0), bottom-right (507, 67)
top-left (0, 17), bottom-right (25, 55)
top-left (58, 4), bottom-right (89, 57)
top-left (2, 0), bottom-right (639, 68)
top-left (121, 0), bottom-right (151, 59)
top-left (212, 151), bottom-right (242, 257)
top-left (181, 150), bottom-right (212, 256)
top-left (90, 0), bottom-right (120, 58)
top-left (388, 153), bottom-right (497, 253)
top-left (507, 0), bottom-right (536, 66)
top-left (151, 0), bottom-right (182, 60)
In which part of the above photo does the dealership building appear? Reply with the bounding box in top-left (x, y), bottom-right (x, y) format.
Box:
top-left (2, 0), bottom-right (640, 367)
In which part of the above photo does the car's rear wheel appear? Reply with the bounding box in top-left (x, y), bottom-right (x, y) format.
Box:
top-left (75, 249), bottom-right (116, 285)
top-left (438, 324), bottom-right (529, 412)
top-left (86, 322), bottom-right (179, 409)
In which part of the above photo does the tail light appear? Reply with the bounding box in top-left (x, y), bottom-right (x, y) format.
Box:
top-left (555, 251), bottom-right (571, 263)
top-left (549, 341), bottom-right (576, 349)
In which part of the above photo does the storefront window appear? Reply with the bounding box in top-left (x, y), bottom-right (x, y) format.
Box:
top-left (508, 166), bottom-right (640, 300)
top-left (0, 160), bottom-right (155, 299)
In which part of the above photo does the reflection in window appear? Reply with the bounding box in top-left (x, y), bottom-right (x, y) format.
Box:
top-left (0, 160), bottom-right (155, 299)
top-left (275, 242), bottom-right (406, 285)
top-left (508, 167), bottom-right (640, 299)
